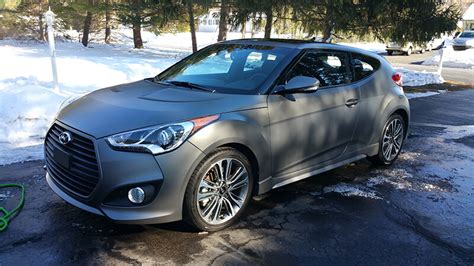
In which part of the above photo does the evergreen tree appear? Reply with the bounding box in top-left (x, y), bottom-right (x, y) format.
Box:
top-left (115, 0), bottom-right (180, 48)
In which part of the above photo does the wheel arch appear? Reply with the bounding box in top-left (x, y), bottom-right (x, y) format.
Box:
top-left (216, 143), bottom-right (260, 196)
top-left (392, 108), bottom-right (409, 138)
top-left (188, 118), bottom-right (272, 195)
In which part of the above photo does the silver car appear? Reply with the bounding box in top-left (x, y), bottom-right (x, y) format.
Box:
top-left (453, 31), bottom-right (474, 50)
top-left (45, 39), bottom-right (410, 231)
top-left (386, 41), bottom-right (433, 55)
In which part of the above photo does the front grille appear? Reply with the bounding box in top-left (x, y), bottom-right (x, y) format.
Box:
top-left (45, 123), bottom-right (100, 197)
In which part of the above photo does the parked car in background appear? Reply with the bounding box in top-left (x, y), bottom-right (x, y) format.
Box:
top-left (453, 31), bottom-right (474, 50)
top-left (45, 39), bottom-right (410, 231)
top-left (386, 41), bottom-right (433, 55)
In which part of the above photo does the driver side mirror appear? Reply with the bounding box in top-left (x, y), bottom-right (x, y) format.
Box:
top-left (275, 76), bottom-right (320, 94)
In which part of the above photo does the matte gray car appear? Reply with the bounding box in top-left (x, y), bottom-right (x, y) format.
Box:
top-left (45, 39), bottom-right (410, 231)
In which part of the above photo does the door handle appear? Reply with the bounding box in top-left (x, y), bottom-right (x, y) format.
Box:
top-left (345, 98), bottom-right (359, 107)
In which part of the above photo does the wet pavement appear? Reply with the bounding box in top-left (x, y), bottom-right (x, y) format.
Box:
top-left (1, 90), bottom-right (474, 265)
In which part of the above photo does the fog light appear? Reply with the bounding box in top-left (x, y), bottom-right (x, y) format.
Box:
top-left (128, 187), bottom-right (145, 204)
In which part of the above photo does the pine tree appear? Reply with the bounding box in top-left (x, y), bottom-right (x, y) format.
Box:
top-left (115, 0), bottom-right (180, 49)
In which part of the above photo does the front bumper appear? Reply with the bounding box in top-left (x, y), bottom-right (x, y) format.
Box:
top-left (45, 123), bottom-right (206, 224)
top-left (386, 47), bottom-right (408, 52)
top-left (453, 44), bottom-right (472, 50)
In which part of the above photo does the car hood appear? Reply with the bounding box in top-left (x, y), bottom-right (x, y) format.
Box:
top-left (57, 80), bottom-right (267, 138)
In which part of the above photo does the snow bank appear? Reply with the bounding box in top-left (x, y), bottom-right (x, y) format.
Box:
top-left (338, 42), bottom-right (386, 54)
top-left (422, 46), bottom-right (474, 69)
top-left (395, 67), bottom-right (444, 87)
top-left (0, 39), bottom-right (181, 165)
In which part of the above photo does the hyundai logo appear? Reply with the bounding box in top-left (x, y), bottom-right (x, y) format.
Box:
top-left (58, 131), bottom-right (72, 145)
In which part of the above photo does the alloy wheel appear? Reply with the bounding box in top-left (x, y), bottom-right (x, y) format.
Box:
top-left (382, 118), bottom-right (404, 161)
top-left (196, 158), bottom-right (249, 225)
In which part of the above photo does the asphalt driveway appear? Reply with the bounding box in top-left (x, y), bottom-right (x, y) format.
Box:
top-left (1, 89), bottom-right (473, 265)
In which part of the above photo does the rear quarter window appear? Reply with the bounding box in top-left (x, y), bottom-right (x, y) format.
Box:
top-left (351, 53), bottom-right (381, 81)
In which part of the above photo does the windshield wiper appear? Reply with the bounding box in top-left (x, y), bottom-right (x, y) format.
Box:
top-left (160, 80), bottom-right (215, 93)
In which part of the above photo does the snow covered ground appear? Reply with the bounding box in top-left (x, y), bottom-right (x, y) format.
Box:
top-left (422, 46), bottom-right (474, 69)
top-left (0, 32), bottom-right (452, 165)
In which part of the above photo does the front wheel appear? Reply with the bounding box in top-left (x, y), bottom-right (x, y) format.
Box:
top-left (370, 114), bottom-right (406, 166)
top-left (183, 148), bottom-right (253, 232)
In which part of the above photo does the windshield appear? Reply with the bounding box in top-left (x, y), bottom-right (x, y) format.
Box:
top-left (459, 32), bottom-right (474, 38)
top-left (155, 44), bottom-right (292, 94)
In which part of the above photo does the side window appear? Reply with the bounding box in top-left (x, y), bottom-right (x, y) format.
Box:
top-left (285, 51), bottom-right (351, 88)
top-left (351, 53), bottom-right (381, 81)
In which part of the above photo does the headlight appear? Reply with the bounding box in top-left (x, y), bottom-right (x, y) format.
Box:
top-left (106, 115), bottom-right (219, 155)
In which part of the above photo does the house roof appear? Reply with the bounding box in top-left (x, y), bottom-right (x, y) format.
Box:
top-left (463, 3), bottom-right (474, 20)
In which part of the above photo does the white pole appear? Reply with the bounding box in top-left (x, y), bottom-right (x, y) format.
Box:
top-left (45, 7), bottom-right (60, 94)
top-left (437, 47), bottom-right (444, 75)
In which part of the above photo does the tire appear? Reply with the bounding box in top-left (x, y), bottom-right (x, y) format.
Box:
top-left (405, 47), bottom-right (412, 56)
top-left (387, 51), bottom-right (393, 56)
top-left (183, 147), bottom-right (254, 232)
top-left (420, 48), bottom-right (425, 54)
top-left (369, 114), bottom-right (406, 166)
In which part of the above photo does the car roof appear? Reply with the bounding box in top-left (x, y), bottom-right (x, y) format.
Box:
top-left (220, 38), bottom-right (380, 57)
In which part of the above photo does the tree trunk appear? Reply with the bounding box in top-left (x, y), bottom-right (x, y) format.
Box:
top-left (241, 20), bottom-right (246, 39)
top-left (104, 0), bottom-right (111, 43)
top-left (264, 8), bottom-right (273, 39)
top-left (251, 14), bottom-right (257, 38)
top-left (322, 22), bottom-right (333, 43)
top-left (187, 1), bottom-right (197, 52)
top-left (217, 0), bottom-right (228, 41)
top-left (105, 10), bottom-right (111, 43)
top-left (132, 23), bottom-right (143, 49)
top-left (82, 11), bottom-right (92, 47)
top-left (38, 13), bottom-right (45, 41)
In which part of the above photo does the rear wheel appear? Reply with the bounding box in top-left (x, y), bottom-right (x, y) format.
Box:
top-left (370, 114), bottom-right (406, 166)
top-left (387, 50), bottom-right (393, 56)
top-left (405, 47), bottom-right (413, 56)
top-left (183, 148), bottom-right (253, 232)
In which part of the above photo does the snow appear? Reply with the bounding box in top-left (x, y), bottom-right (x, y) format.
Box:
top-left (463, 3), bottom-right (474, 20)
top-left (338, 42), bottom-right (386, 54)
top-left (395, 67), bottom-right (445, 87)
top-left (422, 46), bottom-right (474, 69)
top-left (405, 91), bottom-right (440, 99)
top-left (322, 183), bottom-right (382, 200)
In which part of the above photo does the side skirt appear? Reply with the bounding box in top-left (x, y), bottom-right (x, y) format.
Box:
top-left (271, 154), bottom-right (367, 189)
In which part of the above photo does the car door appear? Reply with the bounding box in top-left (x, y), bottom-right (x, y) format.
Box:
top-left (268, 49), bottom-right (361, 179)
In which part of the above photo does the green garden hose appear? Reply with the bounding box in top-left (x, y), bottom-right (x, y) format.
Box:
top-left (0, 184), bottom-right (25, 232)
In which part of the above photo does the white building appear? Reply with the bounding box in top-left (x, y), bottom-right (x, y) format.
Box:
top-left (463, 3), bottom-right (474, 30)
